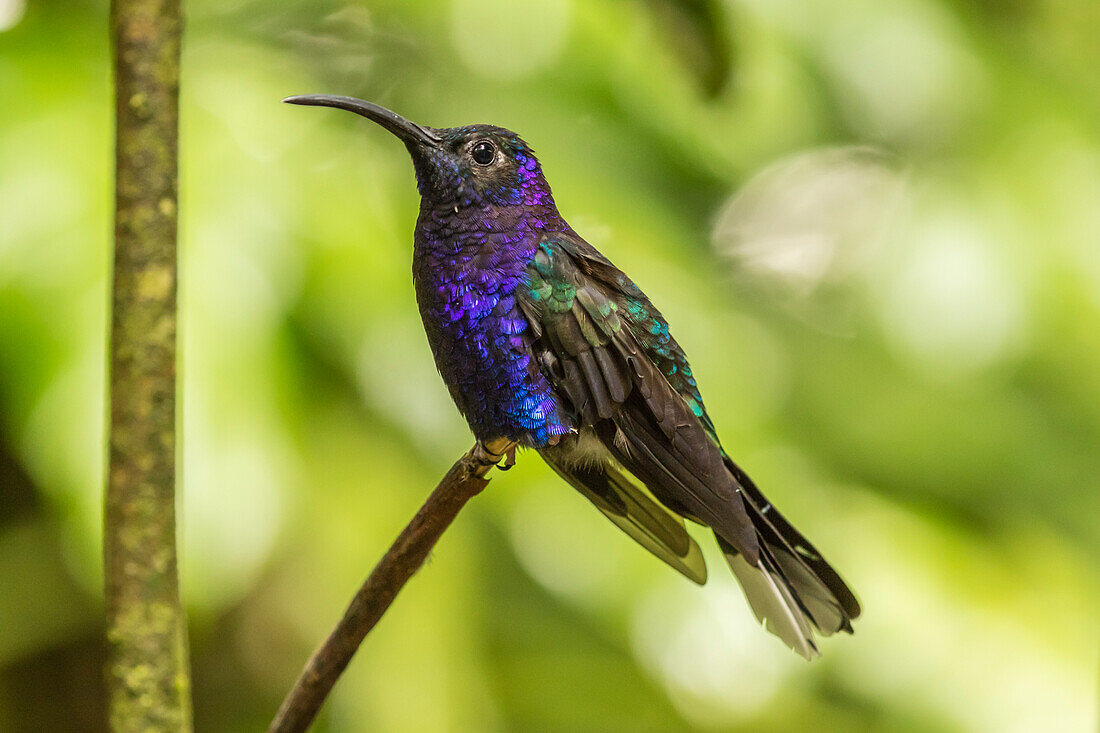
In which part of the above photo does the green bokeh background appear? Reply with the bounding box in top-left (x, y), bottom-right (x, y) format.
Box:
top-left (1, 0), bottom-right (1098, 730)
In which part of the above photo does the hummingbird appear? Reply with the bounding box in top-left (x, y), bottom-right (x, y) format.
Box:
top-left (284, 94), bottom-right (860, 658)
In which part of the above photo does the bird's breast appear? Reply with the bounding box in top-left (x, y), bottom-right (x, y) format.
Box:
top-left (411, 226), bottom-right (569, 444)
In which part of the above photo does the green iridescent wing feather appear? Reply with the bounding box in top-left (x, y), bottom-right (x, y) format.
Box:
top-left (520, 235), bottom-right (760, 561)
top-left (519, 238), bottom-right (705, 582)
top-left (520, 234), bottom-right (860, 657)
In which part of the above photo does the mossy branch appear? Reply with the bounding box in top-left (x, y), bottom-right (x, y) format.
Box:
top-left (267, 439), bottom-right (516, 733)
top-left (104, 0), bottom-right (190, 730)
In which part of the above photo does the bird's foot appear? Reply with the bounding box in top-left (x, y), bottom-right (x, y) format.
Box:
top-left (470, 439), bottom-right (516, 470)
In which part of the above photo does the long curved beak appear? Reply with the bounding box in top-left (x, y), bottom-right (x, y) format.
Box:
top-left (283, 94), bottom-right (441, 148)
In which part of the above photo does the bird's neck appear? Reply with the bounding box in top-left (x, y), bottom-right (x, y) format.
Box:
top-left (414, 199), bottom-right (567, 263)
top-left (412, 201), bottom-right (569, 325)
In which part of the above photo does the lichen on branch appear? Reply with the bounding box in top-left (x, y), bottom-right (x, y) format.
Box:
top-left (104, 0), bottom-right (191, 730)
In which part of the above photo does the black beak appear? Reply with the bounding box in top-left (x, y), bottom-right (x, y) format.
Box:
top-left (283, 94), bottom-right (441, 148)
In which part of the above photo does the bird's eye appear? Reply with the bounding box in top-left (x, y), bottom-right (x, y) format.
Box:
top-left (471, 140), bottom-right (495, 166)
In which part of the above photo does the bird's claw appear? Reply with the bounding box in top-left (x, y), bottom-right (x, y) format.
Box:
top-left (471, 439), bottom-right (516, 470)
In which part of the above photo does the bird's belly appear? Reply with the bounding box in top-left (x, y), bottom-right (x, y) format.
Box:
top-left (419, 283), bottom-right (569, 445)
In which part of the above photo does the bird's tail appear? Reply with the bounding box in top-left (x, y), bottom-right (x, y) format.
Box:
top-left (718, 456), bottom-right (861, 660)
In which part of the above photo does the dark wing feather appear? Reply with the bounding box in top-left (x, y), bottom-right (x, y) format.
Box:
top-left (519, 233), bottom-right (859, 657)
top-left (540, 449), bottom-right (708, 584)
top-left (599, 359), bottom-right (759, 558)
top-left (519, 237), bottom-right (759, 560)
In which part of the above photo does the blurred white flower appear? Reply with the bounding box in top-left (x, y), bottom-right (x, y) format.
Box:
top-left (0, 0), bottom-right (25, 32)
top-left (713, 145), bottom-right (906, 297)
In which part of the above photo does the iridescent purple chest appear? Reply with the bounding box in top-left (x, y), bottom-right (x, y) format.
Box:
top-left (412, 215), bottom-right (569, 445)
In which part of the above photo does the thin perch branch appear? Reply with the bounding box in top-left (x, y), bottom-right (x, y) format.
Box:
top-left (267, 438), bottom-right (517, 733)
top-left (104, 0), bottom-right (190, 730)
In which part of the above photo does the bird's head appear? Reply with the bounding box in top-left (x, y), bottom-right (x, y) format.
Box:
top-left (285, 95), bottom-right (558, 216)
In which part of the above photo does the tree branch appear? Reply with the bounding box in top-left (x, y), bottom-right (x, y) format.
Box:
top-left (267, 438), bottom-right (516, 733)
top-left (104, 0), bottom-right (190, 730)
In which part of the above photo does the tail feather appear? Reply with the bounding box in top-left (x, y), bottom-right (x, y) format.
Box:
top-left (767, 543), bottom-right (852, 634)
top-left (718, 470), bottom-right (860, 658)
top-left (725, 455), bottom-right (861, 622)
top-left (720, 537), bottom-right (821, 659)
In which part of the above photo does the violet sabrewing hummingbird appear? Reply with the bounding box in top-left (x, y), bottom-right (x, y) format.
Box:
top-left (284, 94), bottom-right (860, 658)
